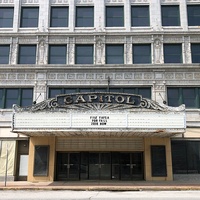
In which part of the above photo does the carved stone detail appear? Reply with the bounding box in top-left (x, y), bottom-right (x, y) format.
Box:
top-left (0, 74), bottom-right (7, 80)
top-left (0, 0), bottom-right (14, 3)
top-left (175, 73), bottom-right (184, 80)
top-left (76, 0), bottom-right (93, 4)
top-left (38, 37), bottom-right (47, 65)
top-left (154, 38), bottom-right (162, 64)
top-left (95, 37), bottom-right (104, 64)
top-left (131, 0), bottom-right (149, 3)
top-left (165, 73), bottom-right (174, 79)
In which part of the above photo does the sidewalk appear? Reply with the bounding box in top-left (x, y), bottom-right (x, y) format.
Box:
top-left (0, 180), bottom-right (200, 191)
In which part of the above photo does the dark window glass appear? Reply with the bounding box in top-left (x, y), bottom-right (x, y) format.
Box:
top-left (138, 88), bottom-right (151, 99)
top-left (0, 45), bottom-right (10, 64)
top-left (187, 5), bottom-right (200, 26)
top-left (172, 141), bottom-right (200, 174)
top-left (106, 44), bottom-right (124, 64)
top-left (191, 44), bottom-right (200, 63)
top-left (75, 45), bottom-right (93, 64)
top-left (20, 7), bottom-right (39, 27)
top-left (151, 146), bottom-right (167, 177)
top-left (164, 44), bottom-right (182, 63)
top-left (133, 44), bottom-right (151, 64)
top-left (5, 89), bottom-right (18, 108)
top-left (18, 45), bottom-right (36, 64)
top-left (0, 7), bottom-right (14, 28)
top-left (106, 6), bottom-right (124, 27)
top-left (167, 87), bottom-right (199, 108)
top-left (50, 7), bottom-right (68, 27)
top-left (131, 6), bottom-right (149, 27)
top-left (34, 146), bottom-right (49, 176)
top-left (76, 6), bottom-right (94, 27)
top-left (0, 89), bottom-right (3, 108)
top-left (21, 89), bottom-right (33, 107)
top-left (49, 45), bottom-right (67, 64)
top-left (161, 5), bottom-right (180, 26)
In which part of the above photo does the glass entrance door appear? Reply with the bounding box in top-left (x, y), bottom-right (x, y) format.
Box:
top-left (89, 153), bottom-right (111, 180)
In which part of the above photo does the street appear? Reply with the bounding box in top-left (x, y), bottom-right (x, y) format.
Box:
top-left (1, 190), bottom-right (200, 200)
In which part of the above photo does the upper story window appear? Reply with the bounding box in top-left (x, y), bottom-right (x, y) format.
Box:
top-left (191, 43), bottom-right (200, 63)
top-left (0, 7), bottom-right (14, 28)
top-left (49, 87), bottom-right (151, 99)
top-left (187, 5), bottom-right (200, 26)
top-left (75, 44), bottom-right (93, 64)
top-left (106, 6), bottom-right (124, 27)
top-left (131, 6), bottom-right (150, 27)
top-left (48, 45), bottom-right (67, 64)
top-left (106, 44), bottom-right (124, 64)
top-left (0, 45), bottom-right (10, 64)
top-left (18, 45), bottom-right (36, 64)
top-left (76, 6), bottom-right (94, 27)
top-left (20, 7), bottom-right (39, 28)
top-left (0, 88), bottom-right (33, 108)
top-left (167, 87), bottom-right (200, 108)
top-left (164, 44), bottom-right (182, 63)
top-left (161, 5), bottom-right (180, 26)
top-left (133, 44), bottom-right (151, 64)
top-left (50, 6), bottom-right (68, 27)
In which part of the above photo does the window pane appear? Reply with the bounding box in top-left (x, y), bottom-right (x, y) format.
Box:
top-left (106, 6), bottom-right (124, 27)
top-left (0, 7), bottom-right (14, 28)
top-left (75, 45), bottom-right (93, 64)
top-left (187, 5), bottom-right (200, 26)
top-left (76, 7), bottom-right (94, 27)
top-left (20, 7), bottom-right (39, 27)
top-left (49, 45), bottom-right (67, 64)
top-left (0, 89), bottom-right (3, 108)
top-left (21, 89), bottom-right (33, 107)
top-left (164, 44), bottom-right (182, 63)
top-left (50, 7), bottom-right (68, 27)
top-left (131, 6), bottom-right (149, 27)
top-left (18, 45), bottom-right (36, 64)
top-left (133, 44), bottom-right (151, 64)
top-left (0, 45), bottom-right (10, 64)
top-left (49, 88), bottom-right (63, 98)
top-left (162, 5), bottom-right (180, 26)
top-left (167, 88), bottom-right (180, 107)
top-left (138, 88), bottom-right (151, 99)
top-left (79, 88), bottom-right (91, 93)
top-left (106, 45), bottom-right (124, 64)
top-left (191, 44), bottom-right (200, 63)
top-left (182, 88), bottom-right (196, 108)
top-left (109, 88), bottom-right (121, 93)
top-left (5, 89), bottom-right (18, 108)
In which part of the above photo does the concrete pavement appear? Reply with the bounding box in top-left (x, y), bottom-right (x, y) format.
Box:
top-left (0, 180), bottom-right (200, 191)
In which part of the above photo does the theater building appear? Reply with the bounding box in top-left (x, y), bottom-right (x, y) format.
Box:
top-left (0, 0), bottom-right (200, 182)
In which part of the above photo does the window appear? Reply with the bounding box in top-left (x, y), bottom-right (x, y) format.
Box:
top-left (0, 88), bottom-right (33, 108)
top-left (167, 87), bottom-right (200, 108)
top-left (18, 45), bottom-right (36, 64)
top-left (20, 7), bottom-right (39, 27)
top-left (76, 6), bottom-right (94, 27)
top-left (106, 44), bottom-right (124, 64)
top-left (106, 6), bottom-right (124, 27)
top-left (187, 5), bottom-right (200, 26)
top-left (48, 45), bottom-right (67, 64)
top-left (191, 44), bottom-right (200, 63)
top-left (133, 44), bottom-right (151, 64)
top-left (164, 44), bottom-right (182, 63)
top-left (0, 7), bottom-right (14, 28)
top-left (49, 87), bottom-right (151, 99)
top-left (75, 45), bottom-right (93, 64)
top-left (172, 140), bottom-right (200, 174)
top-left (0, 45), bottom-right (10, 64)
top-left (131, 6), bottom-right (149, 27)
top-left (161, 5), bottom-right (180, 26)
top-left (50, 7), bottom-right (68, 27)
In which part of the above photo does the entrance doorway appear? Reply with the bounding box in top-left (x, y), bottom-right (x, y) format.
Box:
top-left (56, 152), bottom-right (143, 181)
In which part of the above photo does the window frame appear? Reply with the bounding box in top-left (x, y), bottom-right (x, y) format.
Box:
top-left (0, 45), bottom-right (10, 64)
top-left (76, 6), bottom-right (94, 27)
top-left (0, 88), bottom-right (33, 109)
top-left (0, 7), bottom-right (14, 28)
top-left (163, 43), bottom-right (182, 63)
top-left (50, 6), bottom-right (69, 27)
top-left (18, 45), bottom-right (37, 64)
top-left (106, 44), bottom-right (124, 64)
top-left (131, 5), bottom-right (150, 27)
top-left (187, 5), bottom-right (200, 26)
top-left (161, 5), bottom-right (180, 26)
top-left (75, 44), bottom-right (94, 64)
top-left (48, 44), bottom-right (67, 64)
top-left (132, 44), bottom-right (151, 64)
top-left (20, 7), bottom-right (39, 28)
top-left (106, 6), bottom-right (124, 27)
